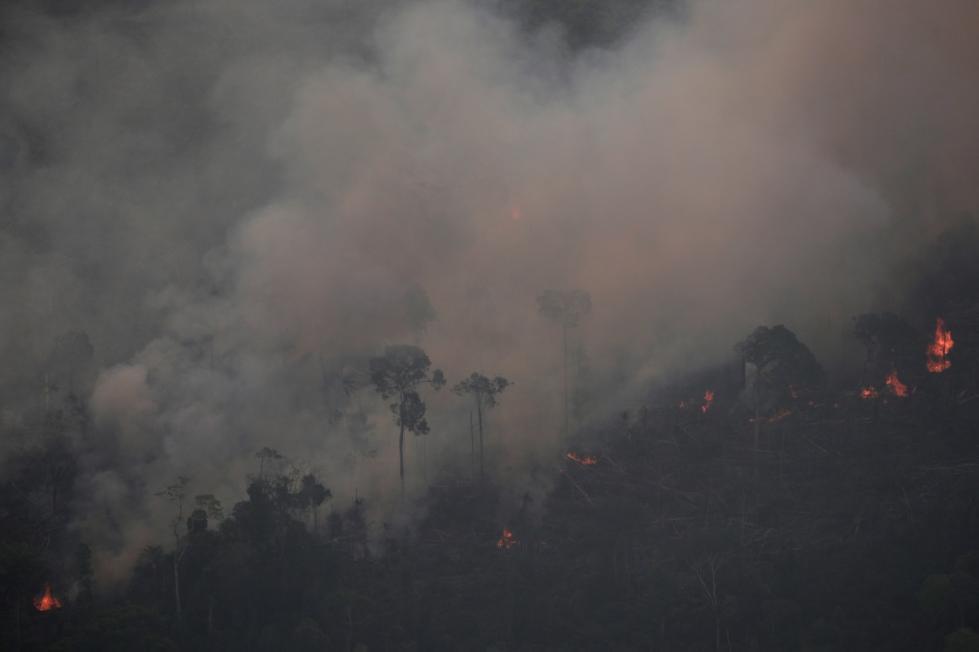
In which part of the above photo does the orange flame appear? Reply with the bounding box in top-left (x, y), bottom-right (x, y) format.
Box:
top-left (33, 584), bottom-right (61, 612)
top-left (496, 528), bottom-right (517, 549)
top-left (750, 408), bottom-right (792, 424)
top-left (772, 409), bottom-right (792, 422)
top-left (700, 389), bottom-right (715, 414)
top-left (566, 451), bottom-right (598, 466)
top-left (926, 318), bottom-right (953, 373)
top-left (885, 370), bottom-right (909, 397)
top-left (859, 387), bottom-right (879, 400)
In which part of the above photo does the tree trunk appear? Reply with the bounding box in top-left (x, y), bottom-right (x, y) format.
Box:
top-left (346, 603), bottom-right (353, 652)
top-left (715, 613), bottom-right (721, 652)
top-left (469, 410), bottom-right (475, 479)
top-left (477, 398), bottom-right (484, 481)
top-left (562, 323), bottom-right (569, 438)
top-left (753, 381), bottom-right (761, 479)
top-left (399, 393), bottom-right (406, 495)
top-left (173, 553), bottom-right (182, 620)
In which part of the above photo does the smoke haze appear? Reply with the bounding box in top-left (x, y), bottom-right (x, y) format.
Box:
top-left (2, 0), bottom-right (977, 580)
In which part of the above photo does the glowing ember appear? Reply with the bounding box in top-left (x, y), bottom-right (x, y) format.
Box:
top-left (566, 451), bottom-right (598, 466)
top-left (496, 528), bottom-right (517, 549)
top-left (33, 584), bottom-right (61, 612)
top-left (926, 318), bottom-right (954, 373)
top-left (859, 387), bottom-right (879, 400)
top-left (769, 408), bottom-right (792, 423)
top-left (510, 206), bottom-right (522, 221)
top-left (700, 390), bottom-right (715, 414)
top-left (750, 409), bottom-right (792, 424)
top-left (885, 370), bottom-right (909, 397)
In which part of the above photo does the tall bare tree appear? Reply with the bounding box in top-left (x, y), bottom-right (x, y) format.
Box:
top-left (453, 373), bottom-right (510, 480)
top-left (537, 289), bottom-right (591, 437)
top-left (368, 345), bottom-right (445, 493)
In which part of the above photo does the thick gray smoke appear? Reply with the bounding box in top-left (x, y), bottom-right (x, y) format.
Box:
top-left (1, 0), bottom-right (977, 581)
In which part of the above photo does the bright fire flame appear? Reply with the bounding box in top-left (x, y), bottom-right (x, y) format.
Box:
top-left (496, 528), bottom-right (517, 549)
top-left (566, 452), bottom-right (598, 466)
top-left (700, 390), bottom-right (715, 414)
top-left (885, 370), bottom-right (909, 397)
top-left (926, 318), bottom-right (954, 373)
top-left (859, 387), bottom-right (879, 400)
top-left (33, 584), bottom-right (61, 612)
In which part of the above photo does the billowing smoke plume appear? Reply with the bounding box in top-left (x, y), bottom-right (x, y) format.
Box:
top-left (1, 0), bottom-right (977, 581)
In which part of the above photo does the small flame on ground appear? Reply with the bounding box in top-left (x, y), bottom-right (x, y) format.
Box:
top-left (926, 318), bottom-right (954, 373)
top-left (885, 370), bottom-right (909, 397)
top-left (750, 408), bottom-right (792, 424)
top-left (860, 387), bottom-right (879, 400)
top-left (768, 408), bottom-right (792, 423)
top-left (772, 409), bottom-right (792, 422)
top-left (33, 584), bottom-right (62, 612)
top-left (496, 528), bottom-right (517, 549)
top-left (566, 451), bottom-right (598, 466)
top-left (700, 390), bottom-right (715, 414)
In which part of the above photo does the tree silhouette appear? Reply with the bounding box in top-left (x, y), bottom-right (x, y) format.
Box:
top-left (155, 476), bottom-right (190, 620)
top-left (736, 325), bottom-right (822, 461)
top-left (255, 447), bottom-right (283, 479)
top-left (452, 373), bottom-right (510, 480)
top-left (537, 289), bottom-right (591, 437)
top-left (368, 345), bottom-right (445, 493)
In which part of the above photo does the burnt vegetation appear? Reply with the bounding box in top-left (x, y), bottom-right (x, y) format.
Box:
top-left (1, 223), bottom-right (979, 652)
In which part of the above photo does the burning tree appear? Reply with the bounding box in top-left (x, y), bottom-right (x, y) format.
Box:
top-left (369, 345), bottom-right (445, 493)
top-left (452, 372), bottom-right (510, 481)
top-left (926, 317), bottom-right (954, 373)
top-left (537, 289), bottom-right (591, 437)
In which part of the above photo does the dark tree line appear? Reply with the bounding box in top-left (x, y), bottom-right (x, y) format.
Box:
top-left (4, 223), bottom-right (979, 650)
